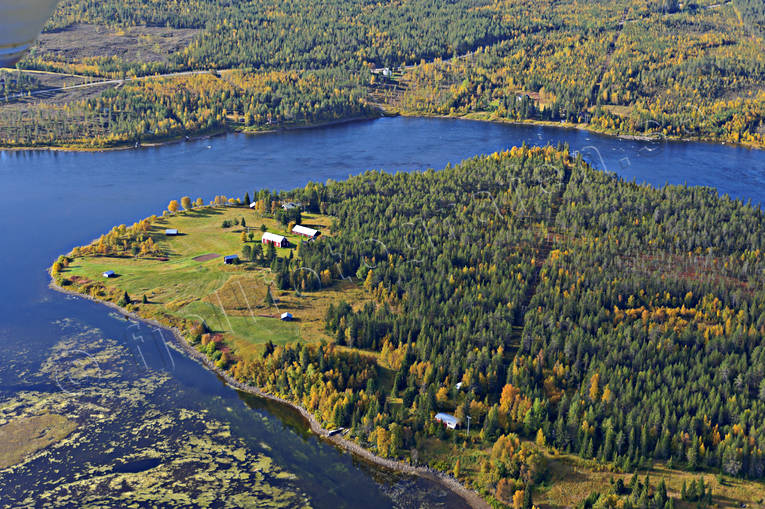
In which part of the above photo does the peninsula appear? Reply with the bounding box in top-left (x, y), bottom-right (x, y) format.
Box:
top-left (51, 146), bottom-right (765, 508)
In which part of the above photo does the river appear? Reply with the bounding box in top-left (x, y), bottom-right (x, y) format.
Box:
top-left (0, 116), bottom-right (763, 507)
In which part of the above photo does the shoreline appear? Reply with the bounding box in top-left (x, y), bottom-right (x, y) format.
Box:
top-left (47, 278), bottom-right (490, 509)
top-left (0, 113), bottom-right (383, 153)
top-left (241, 113), bottom-right (384, 135)
top-left (382, 108), bottom-right (765, 152)
top-left (3, 108), bottom-right (763, 153)
top-left (0, 129), bottom-right (227, 153)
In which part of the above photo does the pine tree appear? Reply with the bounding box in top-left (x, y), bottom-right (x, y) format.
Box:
top-left (251, 243), bottom-right (262, 262)
top-left (263, 340), bottom-right (275, 358)
top-left (522, 483), bottom-right (533, 509)
top-left (697, 477), bottom-right (707, 502)
top-left (656, 479), bottom-right (668, 507)
top-left (687, 436), bottom-right (698, 470)
top-left (629, 473), bottom-right (639, 494)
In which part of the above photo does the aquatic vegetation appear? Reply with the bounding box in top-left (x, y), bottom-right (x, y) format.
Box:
top-left (0, 322), bottom-right (310, 508)
top-left (0, 414), bottom-right (76, 470)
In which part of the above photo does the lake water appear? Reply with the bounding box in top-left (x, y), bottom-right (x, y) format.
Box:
top-left (1, 116), bottom-right (763, 507)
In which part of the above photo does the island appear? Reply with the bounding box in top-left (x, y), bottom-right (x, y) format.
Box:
top-left (51, 146), bottom-right (765, 508)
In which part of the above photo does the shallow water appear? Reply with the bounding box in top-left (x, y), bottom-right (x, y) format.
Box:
top-left (0, 116), bottom-right (763, 507)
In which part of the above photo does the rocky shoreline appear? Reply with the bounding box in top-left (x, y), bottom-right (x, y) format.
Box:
top-left (48, 278), bottom-right (490, 509)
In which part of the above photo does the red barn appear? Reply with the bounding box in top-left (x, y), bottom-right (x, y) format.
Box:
top-left (261, 232), bottom-right (289, 248)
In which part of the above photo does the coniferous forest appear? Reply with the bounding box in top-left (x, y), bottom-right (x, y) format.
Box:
top-left (1, 0), bottom-right (763, 147)
top-left (225, 147), bottom-right (765, 502)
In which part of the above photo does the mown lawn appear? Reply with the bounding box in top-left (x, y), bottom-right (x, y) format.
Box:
top-left (61, 205), bottom-right (360, 360)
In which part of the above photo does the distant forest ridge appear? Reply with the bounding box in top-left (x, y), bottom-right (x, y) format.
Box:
top-left (2, 0), bottom-right (762, 148)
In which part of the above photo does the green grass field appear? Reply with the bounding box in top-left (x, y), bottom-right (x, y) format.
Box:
top-left (59, 205), bottom-right (352, 356)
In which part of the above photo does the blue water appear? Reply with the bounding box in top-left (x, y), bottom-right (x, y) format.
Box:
top-left (0, 116), bottom-right (763, 507)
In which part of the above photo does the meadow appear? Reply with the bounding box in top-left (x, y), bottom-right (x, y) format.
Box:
top-left (58, 204), bottom-right (362, 360)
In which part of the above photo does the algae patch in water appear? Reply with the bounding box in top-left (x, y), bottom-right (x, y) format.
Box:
top-left (0, 414), bottom-right (76, 470)
top-left (0, 319), bottom-right (311, 508)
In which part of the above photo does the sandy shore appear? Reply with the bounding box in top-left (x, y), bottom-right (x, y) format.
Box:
top-left (48, 278), bottom-right (490, 509)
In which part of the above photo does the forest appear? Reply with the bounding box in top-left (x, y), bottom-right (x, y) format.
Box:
top-left (271, 145), bottom-right (765, 489)
top-left (0, 69), bottom-right (373, 148)
top-left (1, 0), bottom-right (762, 147)
top-left (240, 146), bottom-right (765, 502)
top-left (385, 0), bottom-right (765, 145)
top-left (40, 0), bottom-right (509, 71)
top-left (54, 146), bottom-right (765, 506)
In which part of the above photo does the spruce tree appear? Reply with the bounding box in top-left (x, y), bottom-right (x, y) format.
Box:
top-left (119, 291), bottom-right (131, 306)
top-left (522, 483), bottom-right (533, 509)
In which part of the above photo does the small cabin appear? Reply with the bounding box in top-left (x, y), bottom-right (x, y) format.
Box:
top-left (165, 229), bottom-right (179, 236)
top-left (223, 255), bottom-right (239, 264)
top-left (102, 270), bottom-right (116, 278)
top-left (262, 232), bottom-right (289, 248)
top-left (292, 224), bottom-right (320, 239)
top-left (434, 412), bottom-right (459, 430)
top-left (281, 201), bottom-right (300, 210)
top-left (280, 312), bottom-right (293, 321)
top-left (249, 202), bottom-right (258, 209)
